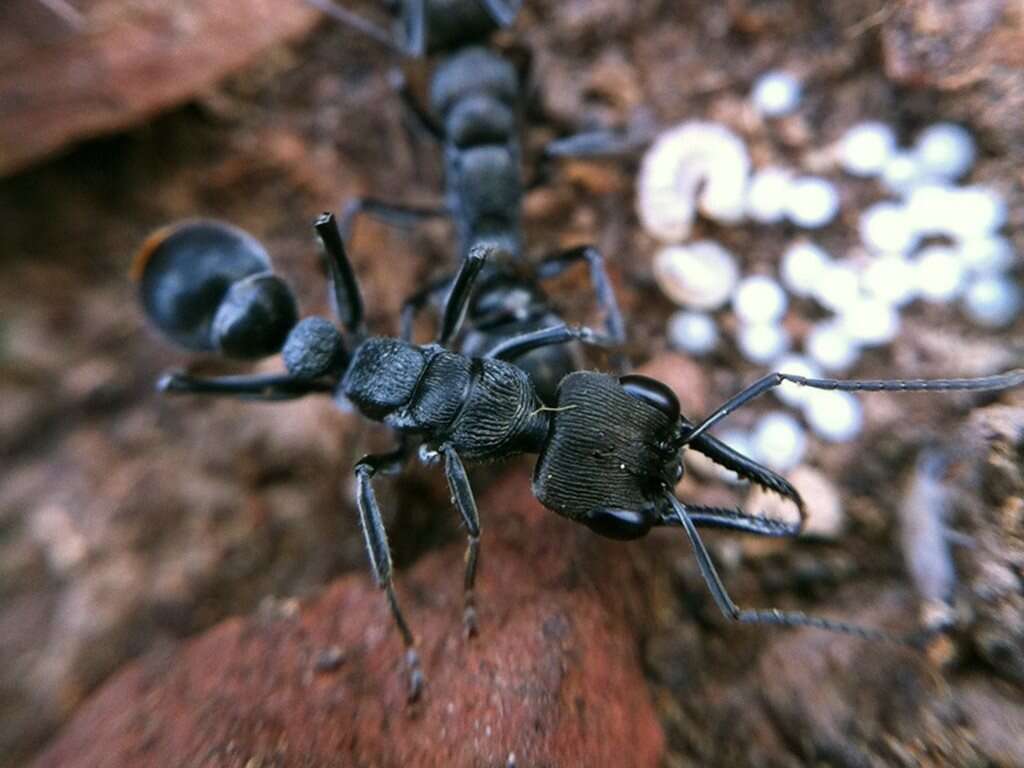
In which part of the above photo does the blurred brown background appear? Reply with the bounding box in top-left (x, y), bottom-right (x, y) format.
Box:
top-left (2, 1), bottom-right (1023, 766)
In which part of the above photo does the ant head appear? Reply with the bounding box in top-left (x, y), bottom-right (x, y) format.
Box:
top-left (282, 316), bottom-right (348, 380)
top-left (134, 220), bottom-right (298, 359)
top-left (533, 372), bottom-right (684, 540)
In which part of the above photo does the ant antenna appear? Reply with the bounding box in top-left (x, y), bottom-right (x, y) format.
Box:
top-left (666, 494), bottom-right (917, 647)
top-left (677, 369), bottom-right (1024, 448)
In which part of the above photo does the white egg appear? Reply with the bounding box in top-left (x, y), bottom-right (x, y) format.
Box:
top-left (838, 296), bottom-right (900, 347)
top-left (751, 71), bottom-right (802, 117)
top-left (962, 275), bottom-right (1022, 328)
top-left (737, 322), bottom-right (791, 365)
top-left (752, 411), bottom-right (807, 472)
top-left (957, 235), bottom-right (1015, 274)
top-left (733, 275), bottom-right (788, 324)
top-left (804, 389), bottom-right (864, 443)
top-left (881, 151), bottom-right (927, 194)
top-left (790, 466), bottom-right (846, 539)
top-left (915, 245), bottom-right (966, 303)
top-left (861, 255), bottom-right (918, 307)
top-left (838, 121), bottom-right (896, 177)
top-left (772, 354), bottom-right (824, 407)
top-left (637, 121), bottom-right (751, 240)
top-left (667, 310), bottom-right (719, 355)
top-left (746, 166), bottom-right (793, 223)
top-left (780, 240), bottom-right (831, 297)
top-left (905, 183), bottom-right (959, 236)
top-left (653, 241), bottom-right (740, 310)
top-left (785, 176), bottom-right (840, 228)
top-left (944, 186), bottom-right (1007, 238)
top-left (806, 320), bottom-right (860, 372)
top-left (914, 122), bottom-right (975, 180)
top-left (859, 201), bottom-right (919, 255)
top-left (812, 262), bottom-right (861, 313)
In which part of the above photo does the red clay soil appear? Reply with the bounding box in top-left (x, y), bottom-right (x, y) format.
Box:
top-left (33, 466), bottom-right (666, 768)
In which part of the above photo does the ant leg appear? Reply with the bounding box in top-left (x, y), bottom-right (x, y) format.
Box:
top-left (440, 445), bottom-right (482, 636)
top-left (400, 272), bottom-right (454, 341)
top-left (658, 504), bottom-right (799, 538)
top-left (339, 197), bottom-right (448, 245)
top-left (303, 0), bottom-right (405, 54)
top-left (388, 68), bottom-right (444, 143)
top-left (680, 420), bottom-right (806, 526)
top-left (666, 495), bottom-right (905, 644)
top-left (315, 212), bottom-right (365, 334)
top-left (480, 0), bottom-right (519, 26)
top-left (158, 372), bottom-right (332, 400)
top-left (678, 369), bottom-right (1024, 448)
top-left (437, 245), bottom-right (489, 346)
top-left (355, 446), bottom-right (425, 701)
top-left (543, 129), bottom-right (648, 160)
top-left (484, 323), bottom-right (616, 361)
top-left (535, 245), bottom-right (626, 345)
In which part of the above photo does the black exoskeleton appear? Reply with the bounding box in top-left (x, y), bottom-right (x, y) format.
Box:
top-left (308, 0), bottom-right (626, 403)
top-left (136, 214), bottom-right (1024, 699)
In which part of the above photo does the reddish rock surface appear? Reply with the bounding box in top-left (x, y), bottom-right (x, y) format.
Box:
top-left (0, 0), bottom-right (319, 175)
top-left (33, 466), bottom-right (666, 768)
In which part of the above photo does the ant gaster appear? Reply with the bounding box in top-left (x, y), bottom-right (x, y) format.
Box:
top-left (135, 213), bottom-right (1024, 700)
top-left (308, 0), bottom-right (626, 403)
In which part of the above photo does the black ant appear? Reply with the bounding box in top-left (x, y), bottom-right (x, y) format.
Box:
top-left (135, 212), bottom-right (1024, 699)
top-left (305, 0), bottom-right (626, 403)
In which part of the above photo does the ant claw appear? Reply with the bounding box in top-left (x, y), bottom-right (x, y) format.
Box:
top-left (405, 648), bottom-right (424, 702)
top-left (463, 604), bottom-right (479, 638)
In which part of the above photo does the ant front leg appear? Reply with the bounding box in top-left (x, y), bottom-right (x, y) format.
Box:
top-left (158, 372), bottom-right (333, 400)
top-left (354, 445), bottom-right (424, 701)
top-left (439, 444), bottom-right (482, 637)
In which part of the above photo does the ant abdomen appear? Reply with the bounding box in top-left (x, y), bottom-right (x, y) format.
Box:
top-left (133, 220), bottom-right (298, 359)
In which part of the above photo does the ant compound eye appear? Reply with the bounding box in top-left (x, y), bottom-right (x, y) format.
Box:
top-left (283, 317), bottom-right (347, 379)
top-left (212, 273), bottom-right (298, 359)
top-left (581, 506), bottom-right (655, 541)
top-left (619, 374), bottom-right (681, 423)
top-left (134, 219), bottom-right (274, 352)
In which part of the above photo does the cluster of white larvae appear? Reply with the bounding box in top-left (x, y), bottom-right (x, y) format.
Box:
top-left (637, 70), bottom-right (1021, 500)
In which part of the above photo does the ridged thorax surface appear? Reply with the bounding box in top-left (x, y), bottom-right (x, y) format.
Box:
top-left (341, 338), bottom-right (548, 461)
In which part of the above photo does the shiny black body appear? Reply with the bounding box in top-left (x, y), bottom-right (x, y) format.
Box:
top-left (317, 0), bottom-right (624, 403)
top-left (137, 213), bottom-right (1024, 698)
